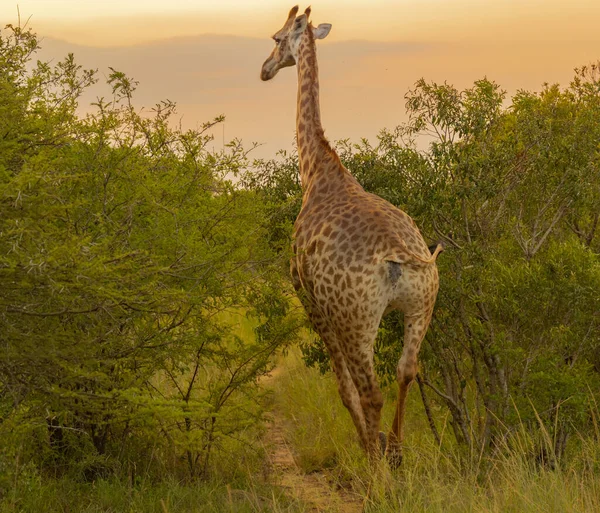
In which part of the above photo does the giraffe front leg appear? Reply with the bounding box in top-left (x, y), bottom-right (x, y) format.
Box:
top-left (387, 311), bottom-right (432, 468)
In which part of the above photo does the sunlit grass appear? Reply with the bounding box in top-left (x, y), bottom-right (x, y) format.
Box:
top-left (271, 348), bottom-right (600, 513)
top-left (0, 477), bottom-right (308, 513)
top-left (3, 339), bottom-right (598, 513)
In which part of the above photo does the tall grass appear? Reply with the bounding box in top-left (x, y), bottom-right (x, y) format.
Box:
top-left (0, 477), bottom-right (308, 513)
top-left (272, 349), bottom-right (600, 513)
top-left (3, 334), bottom-right (598, 512)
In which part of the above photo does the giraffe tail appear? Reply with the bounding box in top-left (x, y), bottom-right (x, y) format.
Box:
top-left (403, 241), bottom-right (445, 265)
top-left (428, 242), bottom-right (445, 260)
top-left (384, 241), bottom-right (444, 267)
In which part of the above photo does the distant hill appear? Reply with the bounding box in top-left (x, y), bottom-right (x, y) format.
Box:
top-left (37, 34), bottom-right (599, 158)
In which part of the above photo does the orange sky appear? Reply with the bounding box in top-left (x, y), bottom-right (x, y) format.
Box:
top-left (4, 1), bottom-right (600, 157)
top-left (4, 1), bottom-right (600, 47)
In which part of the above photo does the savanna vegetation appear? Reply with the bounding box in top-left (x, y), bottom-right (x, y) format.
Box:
top-left (1, 22), bottom-right (599, 512)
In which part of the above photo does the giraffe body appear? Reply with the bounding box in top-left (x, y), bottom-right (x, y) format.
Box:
top-left (261, 6), bottom-right (441, 463)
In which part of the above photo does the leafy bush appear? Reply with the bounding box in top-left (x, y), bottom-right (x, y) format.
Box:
top-left (0, 23), bottom-right (301, 486)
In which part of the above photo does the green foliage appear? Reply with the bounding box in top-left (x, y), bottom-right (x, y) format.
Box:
top-left (2, 17), bottom-right (600, 511)
top-left (404, 70), bottom-right (600, 454)
top-left (242, 150), bottom-right (302, 257)
top-left (0, 23), bottom-right (301, 488)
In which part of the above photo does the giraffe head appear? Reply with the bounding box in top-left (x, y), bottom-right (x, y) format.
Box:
top-left (260, 5), bottom-right (332, 81)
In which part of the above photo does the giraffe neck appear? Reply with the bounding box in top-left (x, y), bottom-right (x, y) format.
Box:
top-left (296, 27), bottom-right (330, 190)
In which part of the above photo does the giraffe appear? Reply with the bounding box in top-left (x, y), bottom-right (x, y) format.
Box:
top-left (260, 6), bottom-right (442, 466)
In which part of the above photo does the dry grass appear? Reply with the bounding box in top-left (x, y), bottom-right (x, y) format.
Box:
top-left (270, 349), bottom-right (600, 513)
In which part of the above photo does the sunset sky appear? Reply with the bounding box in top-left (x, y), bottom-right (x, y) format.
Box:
top-left (4, 0), bottom-right (600, 46)
top-left (2, 1), bottom-right (600, 156)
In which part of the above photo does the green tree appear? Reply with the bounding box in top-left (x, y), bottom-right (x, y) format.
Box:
top-left (0, 23), bottom-right (300, 486)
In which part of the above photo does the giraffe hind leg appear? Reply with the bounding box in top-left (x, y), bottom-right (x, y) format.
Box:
top-left (387, 311), bottom-right (433, 468)
top-left (331, 354), bottom-right (369, 451)
top-left (303, 305), bottom-right (369, 451)
top-left (338, 331), bottom-right (385, 460)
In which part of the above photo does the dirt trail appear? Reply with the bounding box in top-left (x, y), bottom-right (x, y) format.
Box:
top-left (262, 369), bottom-right (364, 513)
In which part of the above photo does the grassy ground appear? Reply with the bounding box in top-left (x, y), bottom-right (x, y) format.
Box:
top-left (2, 344), bottom-right (599, 512)
top-left (270, 350), bottom-right (600, 513)
top-left (0, 477), bottom-right (307, 513)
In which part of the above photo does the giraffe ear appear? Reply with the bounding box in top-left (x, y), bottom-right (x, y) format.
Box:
top-left (313, 23), bottom-right (332, 40)
top-left (293, 14), bottom-right (308, 33)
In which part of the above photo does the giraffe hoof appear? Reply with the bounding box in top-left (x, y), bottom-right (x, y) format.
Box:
top-left (379, 432), bottom-right (387, 456)
top-left (386, 450), bottom-right (403, 469)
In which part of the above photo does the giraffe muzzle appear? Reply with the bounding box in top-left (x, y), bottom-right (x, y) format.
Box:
top-left (260, 57), bottom-right (278, 81)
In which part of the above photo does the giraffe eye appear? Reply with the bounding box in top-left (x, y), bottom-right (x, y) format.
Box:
top-left (273, 37), bottom-right (282, 44)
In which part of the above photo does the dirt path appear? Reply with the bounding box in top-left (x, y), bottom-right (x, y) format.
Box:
top-left (262, 369), bottom-right (364, 513)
